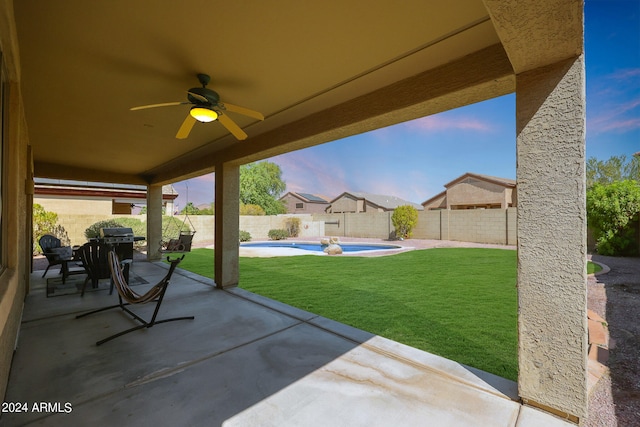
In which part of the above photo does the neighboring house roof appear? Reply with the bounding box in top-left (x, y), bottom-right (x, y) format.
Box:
top-left (421, 190), bottom-right (447, 208)
top-left (331, 192), bottom-right (423, 210)
top-left (34, 178), bottom-right (178, 200)
top-left (280, 192), bottom-right (329, 203)
top-left (444, 173), bottom-right (516, 189)
top-left (421, 172), bottom-right (515, 206)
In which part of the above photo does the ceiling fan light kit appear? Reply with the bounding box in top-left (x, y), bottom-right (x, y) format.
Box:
top-left (130, 73), bottom-right (263, 140)
top-left (190, 107), bottom-right (218, 123)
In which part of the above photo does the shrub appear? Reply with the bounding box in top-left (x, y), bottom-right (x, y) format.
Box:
top-left (268, 229), bottom-right (288, 240)
top-left (587, 180), bottom-right (640, 256)
top-left (33, 204), bottom-right (70, 253)
top-left (285, 217), bottom-right (301, 237)
top-left (392, 205), bottom-right (419, 239)
top-left (239, 230), bottom-right (252, 242)
top-left (84, 219), bottom-right (124, 240)
top-left (114, 217), bottom-right (146, 247)
top-left (162, 216), bottom-right (192, 242)
top-left (240, 204), bottom-right (266, 216)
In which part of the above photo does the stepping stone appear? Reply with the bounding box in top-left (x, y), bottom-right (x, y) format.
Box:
top-left (588, 319), bottom-right (608, 348)
top-left (587, 309), bottom-right (606, 324)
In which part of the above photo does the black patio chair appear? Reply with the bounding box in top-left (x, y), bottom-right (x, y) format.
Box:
top-left (77, 241), bottom-right (112, 296)
top-left (76, 250), bottom-right (194, 345)
top-left (39, 234), bottom-right (65, 278)
top-left (39, 234), bottom-right (84, 282)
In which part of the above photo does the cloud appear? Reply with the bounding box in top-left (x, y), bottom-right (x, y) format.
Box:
top-left (594, 118), bottom-right (640, 133)
top-left (272, 152), bottom-right (351, 200)
top-left (403, 115), bottom-right (494, 133)
top-left (589, 97), bottom-right (640, 134)
top-left (608, 68), bottom-right (640, 81)
top-left (192, 173), bottom-right (215, 184)
top-left (361, 170), bottom-right (438, 204)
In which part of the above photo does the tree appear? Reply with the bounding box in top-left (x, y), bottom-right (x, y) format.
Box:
top-left (180, 202), bottom-right (200, 215)
top-left (198, 203), bottom-right (215, 215)
top-left (391, 205), bottom-right (419, 239)
top-left (239, 161), bottom-right (286, 215)
top-left (587, 155), bottom-right (639, 188)
top-left (587, 180), bottom-right (640, 256)
top-left (239, 203), bottom-right (266, 215)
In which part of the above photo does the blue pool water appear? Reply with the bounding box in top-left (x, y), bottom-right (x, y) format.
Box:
top-left (241, 242), bottom-right (401, 252)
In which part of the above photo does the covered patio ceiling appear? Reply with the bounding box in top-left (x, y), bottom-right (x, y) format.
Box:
top-left (13, 0), bottom-right (580, 186)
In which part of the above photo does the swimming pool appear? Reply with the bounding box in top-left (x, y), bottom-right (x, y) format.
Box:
top-left (240, 241), bottom-right (401, 253)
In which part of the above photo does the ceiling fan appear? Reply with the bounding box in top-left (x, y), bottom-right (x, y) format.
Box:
top-left (130, 73), bottom-right (264, 140)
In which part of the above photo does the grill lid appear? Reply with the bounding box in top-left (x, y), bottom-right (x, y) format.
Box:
top-left (100, 227), bottom-right (134, 238)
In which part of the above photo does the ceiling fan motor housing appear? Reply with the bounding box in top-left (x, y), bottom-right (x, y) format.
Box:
top-left (187, 87), bottom-right (220, 105)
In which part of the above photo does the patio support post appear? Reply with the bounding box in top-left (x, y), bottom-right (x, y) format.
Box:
top-left (214, 161), bottom-right (240, 289)
top-left (515, 55), bottom-right (587, 422)
top-left (147, 184), bottom-right (163, 261)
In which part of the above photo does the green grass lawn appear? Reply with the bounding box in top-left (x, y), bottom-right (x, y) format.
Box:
top-left (177, 247), bottom-right (521, 380)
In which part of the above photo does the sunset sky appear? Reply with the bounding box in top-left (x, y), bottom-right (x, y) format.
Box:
top-left (173, 0), bottom-right (640, 210)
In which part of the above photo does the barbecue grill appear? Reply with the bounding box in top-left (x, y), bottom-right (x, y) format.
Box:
top-left (99, 227), bottom-right (145, 261)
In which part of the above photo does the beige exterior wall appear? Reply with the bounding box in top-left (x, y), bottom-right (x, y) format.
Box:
top-left (364, 201), bottom-right (385, 212)
top-left (422, 193), bottom-right (446, 210)
top-left (280, 194), bottom-right (329, 214)
top-left (0, 4), bottom-right (31, 400)
top-left (328, 196), bottom-right (394, 214)
top-left (35, 195), bottom-right (113, 216)
top-left (447, 179), bottom-right (509, 208)
top-left (423, 177), bottom-right (517, 211)
top-left (328, 195), bottom-right (356, 213)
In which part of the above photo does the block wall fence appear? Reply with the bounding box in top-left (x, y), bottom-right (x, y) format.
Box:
top-left (314, 208), bottom-right (517, 245)
top-left (50, 208), bottom-right (518, 249)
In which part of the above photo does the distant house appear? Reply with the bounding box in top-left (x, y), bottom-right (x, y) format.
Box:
top-left (326, 192), bottom-right (423, 213)
top-left (422, 173), bottom-right (516, 210)
top-left (34, 178), bottom-right (179, 216)
top-left (279, 192), bottom-right (330, 214)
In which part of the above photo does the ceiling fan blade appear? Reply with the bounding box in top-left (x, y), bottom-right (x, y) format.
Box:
top-left (218, 114), bottom-right (248, 140)
top-left (222, 103), bottom-right (264, 121)
top-left (130, 102), bottom-right (185, 111)
top-left (176, 115), bottom-right (197, 139)
top-left (187, 91), bottom-right (209, 103)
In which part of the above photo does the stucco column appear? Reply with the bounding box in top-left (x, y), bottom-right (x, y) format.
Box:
top-left (146, 184), bottom-right (163, 261)
top-left (516, 56), bottom-right (587, 422)
top-left (214, 162), bottom-right (240, 288)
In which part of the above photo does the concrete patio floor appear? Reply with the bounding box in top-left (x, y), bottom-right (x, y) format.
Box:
top-left (2, 259), bottom-right (574, 426)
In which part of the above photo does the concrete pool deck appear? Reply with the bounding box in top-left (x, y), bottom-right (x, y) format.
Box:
top-left (231, 237), bottom-right (516, 258)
